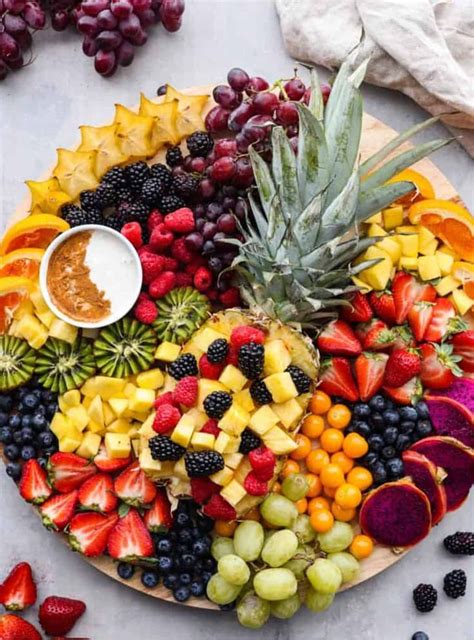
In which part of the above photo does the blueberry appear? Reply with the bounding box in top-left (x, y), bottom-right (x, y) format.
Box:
top-left (195, 514), bottom-right (214, 532)
top-left (381, 445), bottom-right (396, 460)
top-left (369, 412), bottom-right (384, 431)
top-left (190, 527), bottom-right (201, 540)
top-left (173, 586), bottom-right (190, 602)
top-left (181, 554), bottom-right (196, 570)
top-left (178, 529), bottom-right (193, 544)
top-left (367, 434), bottom-right (384, 453)
top-left (13, 430), bottom-right (23, 444)
top-left (5, 462), bottom-right (22, 481)
top-left (383, 426), bottom-right (398, 445)
top-left (179, 573), bottom-right (192, 586)
top-left (353, 403), bottom-right (371, 418)
top-left (156, 538), bottom-right (173, 555)
top-left (415, 401), bottom-right (429, 418)
top-left (175, 511), bottom-right (191, 528)
top-left (0, 411), bottom-right (9, 427)
top-left (42, 445), bottom-right (58, 456)
top-left (190, 579), bottom-right (205, 597)
top-left (192, 538), bottom-right (210, 557)
top-left (361, 452), bottom-right (379, 468)
top-left (372, 461), bottom-right (387, 485)
top-left (158, 556), bottom-right (174, 574)
top-left (395, 434), bottom-right (411, 452)
top-left (369, 395), bottom-right (385, 412)
top-left (46, 403), bottom-right (58, 418)
top-left (4, 444), bottom-right (19, 461)
top-left (386, 457), bottom-right (404, 478)
top-left (0, 426), bottom-right (13, 444)
top-left (37, 431), bottom-right (55, 448)
top-left (383, 409), bottom-right (400, 425)
top-left (16, 402), bottom-right (26, 414)
top-left (141, 570), bottom-right (159, 588)
top-left (176, 543), bottom-right (189, 556)
top-left (41, 390), bottom-right (55, 403)
top-left (219, 601), bottom-right (236, 611)
top-left (415, 420), bottom-right (432, 438)
top-left (21, 445), bottom-right (36, 461)
top-left (194, 560), bottom-right (204, 575)
top-left (20, 427), bottom-right (35, 444)
top-left (168, 531), bottom-right (178, 542)
top-left (353, 421), bottom-right (371, 438)
top-left (201, 571), bottom-right (213, 584)
top-left (37, 457), bottom-right (48, 469)
top-left (399, 420), bottom-right (416, 435)
top-left (203, 557), bottom-right (216, 572)
top-left (32, 414), bottom-right (47, 431)
top-left (163, 574), bottom-right (180, 590)
top-left (117, 562), bottom-right (135, 580)
top-left (0, 395), bottom-right (13, 412)
top-left (23, 394), bottom-right (39, 412)
top-left (399, 406), bottom-right (418, 421)
top-left (21, 415), bottom-right (34, 429)
top-left (8, 415), bottom-right (21, 430)
top-left (411, 632), bottom-right (429, 640)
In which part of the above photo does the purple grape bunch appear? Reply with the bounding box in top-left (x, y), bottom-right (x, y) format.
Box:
top-left (0, 0), bottom-right (46, 80)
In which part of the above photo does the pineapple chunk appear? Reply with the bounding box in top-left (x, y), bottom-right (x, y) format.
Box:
top-left (105, 432), bottom-right (131, 459)
top-left (59, 433), bottom-right (83, 453)
top-left (81, 376), bottom-right (126, 400)
top-left (377, 237), bottom-right (401, 264)
top-left (435, 276), bottom-right (461, 297)
top-left (186, 408), bottom-right (208, 429)
top-left (107, 418), bottom-right (132, 434)
top-left (16, 313), bottom-right (48, 349)
top-left (197, 379), bottom-right (227, 410)
top-left (418, 225), bottom-right (436, 247)
top-left (233, 389), bottom-right (255, 413)
top-left (173, 457), bottom-right (188, 480)
top-left (171, 414), bottom-right (196, 447)
top-left (396, 225), bottom-right (418, 234)
top-left (450, 289), bottom-right (474, 315)
top-left (218, 404), bottom-right (250, 436)
top-left (364, 212), bottom-right (382, 224)
top-left (155, 341), bottom-right (182, 362)
top-left (76, 432), bottom-right (101, 459)
top-left (367, 223), bottom-right (388, 238)
top-left (399, 256), bottom-right (418, 271)
top-left (435, 251), bottom-right (454, 276)
top-left (214, 431), bottom-right (231, 454)
top-left (50, 413), bottom-right (72, 440)
top-left (123, 383), bottom-right (137, 399)
top-left (87, 394), bottom-right (104, 427)
top-left (48, 319), bottom-right (78, 344)
top-left (62, 389), bottom-right (81, 408)
top-left (109, 398), bottom-right (129, 418)
top-left (395, 232), bottom-right (419, 257)
top-left (131, 439), bottom-right (141, 457)
top-left (358, 246), bottom-right (393, 290)
top-left (223, 452), bottom-right (244, 469)
top-left (271, 398), bottom-right (303, 429)
top-left (264, 372), bottom-right (298, 403)
top-left (136, 368), bottom-right (164, 390)
top-left (418, 239), bottom-right (438, 256)
top-left (219, 365), bottom-right (247, 392)
top-left (210, 467), bottom-right (234, 486)
top-left (36, 309), bottom-right (55, 328)
top-left (192, 327), bottom-right (228, 351)
top-left (87, 420), bottom-right (106, 435)
top-left (66, 405), bottom-right (90, 432)
top-left (30, 287), bottom-right (49, 313)
top-left (418, 256), bottom-right (441, 281)
top-left (351, 276), bottom-right (372, 293)
top-left (138, 413), bottom-right (155, 437)
top-left (139, 448), bottom-right (162, 476)
top-left (220, 480), bottom-right (246, 507)
top-left (263, 340), bottom-right (292, 376)
top-left (103, 403), bottom-right (116, 426)
top-left (128, 388), bottom-right (155, 413)
top-left (191, 432), bottom-right (216, 451)
top-left (249, 405), bottom-right (280, 436)
top-left (382, 206), bottom-right (404, 230)
top-left (438, 244), bottom-right (459, 260)
top-left (8, 320), bottom-right (20, 338)
top-left (262, 426), bottom-right (298, 455)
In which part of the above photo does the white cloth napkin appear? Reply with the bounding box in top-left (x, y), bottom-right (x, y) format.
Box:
top-left (275, 0), bottom-right (474, 156)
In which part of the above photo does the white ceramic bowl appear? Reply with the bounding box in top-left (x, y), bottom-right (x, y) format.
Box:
top-left (39, 224), bottom-right (143, 330)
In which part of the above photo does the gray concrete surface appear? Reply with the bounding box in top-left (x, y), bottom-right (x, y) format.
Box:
top-left (1, 1), bottom-right (473, 638)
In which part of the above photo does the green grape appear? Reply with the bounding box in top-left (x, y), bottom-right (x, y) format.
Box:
top-left (283, 557), bottom-right (310, 581)
top-left (270, 593), bottom-right (301, 619)
top-left (218, 554), bottom-right (250, 586)
top-left (253, 568), bottom-right (298, 601)
top-left (207, 574), bottom-right (242, 605)
top-left (305, 587), bottom-right (335, 612)
top-left (317, 521), bottom-right (354, 553)
top-left (233, 521), bottom-right (264, 562)
top-left (327, 552), bottom-right (360, 583)
top-left (236, 591), bottom-right (271, 629)
top-left (260, 494), bottom-right (298, 528)
top-left (281, 473), bottom-right (309, 501)
top-left (211, 536), bottom-right (235, 561)
top-left (306, 558), bottom-right (342, 594)
top-left (261, 530), bottom-right (298, 567)
top-left (292, 514), bottom-right (316, 543)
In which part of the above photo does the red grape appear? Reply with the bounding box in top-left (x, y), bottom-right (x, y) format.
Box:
top-left (214, 138), bottom-right (238, 158)
top-left (211, 157), bottom-right (236, 183)
top-left (233, 156), bottom-right (254, 188)
top-left (235, 132), bottom-right (250, 153)
top-left (14, 28), bottom-right (31, 49)
top-left (132, 0), bottom-right (151, 10)
top-left (118, 12), bottom-right (141, 38)
top-left (0, 58), bottom-right (8, 80)
top-left (205, 106), bottom-right (230, 132)
top-left (289, 137), bottom-right (298, 153)
top-left (321, 83), bottom-right (331, 103)
top-left (128, 25), bottom-right (147, 45)
top-left (82, 35), bottom-right (99, 56)
top-left (97, 9), bottom-right (118, 29)
top-left (7, 51), bottom-right (23, 68)
top-left (77, 14), bottom-right (99, 35)
top-left (227, 67), bottom-right (249, 92)
top-left (283, 77), bottom-right (305, 100)
top-left (189, 157), bottom-right (207, 173)
top-left (202, 221), bottom-right (218, 239)
top-left (96, 29), bottom-right (123, 50)
top-left (252, 91), bottom-right (279, 115)
top-left (199, 178), bottom-right (216, 200)
top-left (51, 10), bottom-right (70, 30)
top-left (3, 14), bottom-right (27, 34)
top-left (245, 76), bottom-right (269, 94)
top-left (185, 232), bottom-right (204, 251)
top-left (228, 101), bottom-right (254, 132)
top-left (135, 8), bottom-right (156, 26)
top-left (23, 2), bottom-right (46, 29)
top-left (110, 0), bottom-right (133, 18)
top-left (116, 39), bottom-right (134, 65)
top-left (0, 31), bottom-right (20, 61)
top-left (213, 84), bottom-right (241, 110)
top-left (217, 213), bottom-right (236, 234)
top-left (94, 48), bottom-right (117, 75)
top-left (160, 10), bottom-right (181, 31)
top-left (160, 0), bottom-right (183, 18)
top-left (275, 101), bottom-right (298, 125)
top-left (82, 0), bottom-right (109, 16)
top-left (3, 0), bottom-right (26, 14)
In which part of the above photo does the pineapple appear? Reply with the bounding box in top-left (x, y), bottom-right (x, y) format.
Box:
top-left (219, 364), bottom-right (248, 392)
top-left (48, 319), bottom-right (78, 344)
top-left (104, 432), bottom-right (131, 459)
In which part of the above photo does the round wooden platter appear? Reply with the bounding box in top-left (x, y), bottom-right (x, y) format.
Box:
top-left (2, 86), bottom-right (461, 610)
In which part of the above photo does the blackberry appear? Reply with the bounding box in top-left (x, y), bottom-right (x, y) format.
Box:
top-left (118, 201), bottom-right (149, 223)
top-left (173, 174), bottom-right (199, 198)
top-left (443, 569), bottom-right (466, 598)
top-left (443, 531), bottom-right (474, 556)
top-left (238, 342), bottom-right (264, 379)
top-left (206, 339), bottom-right (228, 364)
top-left (102, 166), bottom-right (128, 189)
top-left (168, 354), bottom-right (198, 380)
top-left (239, 428), bottom-right (261, 454)
top-left (126, 161), bottom-right (150, 192)
top-left (286, 365), bottom-right (311, 393)
top-left (250, 379), bottom-right (272, 405)
top-left (104, 213), bottom-right (126, 232)
top-left (62, 206), bottom-right (89, 227)
top-left (149, 435), bottom-right (185, 461)
top-left (412, 584), bottom-right (437, 612)
top-left (158, 194), bottom-right (185, 214)
top-left (115, 187), bottom-right (133, 204)
top-left (166, 145), bottom-right (183, 167)
top-left (141, 178), bottom-right (167, 207)
top-left (184, 451), bottom-right (224, 477)
top-left (95, 182), bottom-right (117, 207)
top-left (80, 190), bottom-right (100, 212)
top-left (150, 163), bottom-right (173, 188)
top-left (203, 391), bottom-right (232, 419)
top-left (186, 131), bottom-right (214, 157)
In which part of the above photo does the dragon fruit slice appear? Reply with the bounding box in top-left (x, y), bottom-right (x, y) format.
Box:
top-left (427, 377), bottom-right (474, 418)
top-left (411, 436), bottom-right (474, 511)
top-left (402, 450), bottom-right (447, 525)
top-left (425, 396), bottom-right (474, 448)
top-left (359, 480), bottom-right (431, 547)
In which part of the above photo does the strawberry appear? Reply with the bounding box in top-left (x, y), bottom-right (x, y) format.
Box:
top-left (340, 292), bottom-right (373, 323)
top-left (172, 376), bottom-right (198, 407)
top-left (68, 511), bottom-right (118, 557)
top-left (48, 453), bottom-right (96, 493)
top-left (383, 376), bottom-right (423, 405)
top-left (107, 508), bottom-right (154, 560)
top-left (39, 490), bottom-right (78, 531)
top-left (392, 324), bottom-right (416, 350)
top-left (19, 460), bottom-right (52, 505)
top-left (363, 321), bottom-right (396, 351)
top-left (152, 404), bottom-right (181, 434)
top-left (190, 477), bottom-right (221, 504)
top-left (248, 446), bottom-right (276, 481)
top-left (143, 489), bottom-right (173, 531)
top-left (230, 325), bottom-right (265, 349)
top-left (38, 596), bottom-right (86, 637)
top-left (317, 320), bottom-right (362, 356)
top-left (199, 354), bottom-right (224, 379)
top-left (384, 348), bottom-right (421, 387)
top-left (354, 352), bottom-right (389, 402)
top-left (243, 471), bottom-right (268, 496)
top-left (202, 494), bottom-right (237, 521)
top-left (164, 207), bottom-right (195, 233)
top-left (78, 473), bottom-right (118, 513)
top-left (368, 290), bottom-right (397, 325)
top-left (0, 563), bottom-right (37, 611)
top-left (0, 614), bottom-right (41, 639)
top-left (423, 298), bottom-right (467, 343)
top-left (355, 318), bottom-right (385, 342)
top-left (392, 271), bottom-right (436, 324)
top-left (318, 357), bottom-right (359, 402)
top-left (451, 330), bottom-right (474, 373)
top-left (114, 461), bottom-right (157, 507)
top-left (93, 444), bottom-right (132, 474)
top-left (407, 301), bottom-right (434, 342)
top-left (420, 343), bottom-right (463, 390)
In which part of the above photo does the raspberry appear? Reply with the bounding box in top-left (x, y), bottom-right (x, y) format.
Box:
top-left (121, 221), bottom-right (143, 248)
top-left (199, 354), bottom-right (224, 380)
top-left (140, 252), bottom-right (165, 285)
top-left (162, 256), bottom-right (178, 272)
top-left (206, 288), bottom-right (219, 301)
top-left (133, 298), bottom-right (158, 324)
top-left (200, 419), bottom-right (220, 437)
top-left (175, 272), bottom-right (193, 287)
top-left (190, 477), bottom-right (220, 505)
top-left (164, 207), bottom-right (195, 233)
top-left (150, 223), bottom-right (174, 251)
top-left (220, 287), bottom-right (241, 308)
top-left (230, 325), bottom-right (266, 349)
top-left (172, 376), bottom-right (198, 407)
top-left (149, 271), bottom-right (177, 298)
top-left (185, 257), bottom-right (207, 275)
top-left (154, 391), bottom-right (176, 409)
top-left (202, 494), bottom-right (237, 521)
top-left (138, 244), bottom-right (154, 257)
top-left (225, 344), bottom-right (239, 367)
top-left (249, 446), bottom-right (276, 481)
top-left (171, 237), bottom-right (195, 264)
top-left (152, 404), bottom-right (181, 434)
top-left (147, 210), bottom-right (164, 232)
top-left (244, 471), bottom-right (268, 496)
top-left (194, 266), bottom-right (213, 292)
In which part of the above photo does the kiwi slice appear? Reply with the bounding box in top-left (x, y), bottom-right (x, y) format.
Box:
top-left (0, 336), bottom-right (36, 390)
top-left (94, 317), bottom-right (157, 378)
top-left (154, 287), bottom-right (210, 345)
top-left (36, 338), bottom-right (96, 394)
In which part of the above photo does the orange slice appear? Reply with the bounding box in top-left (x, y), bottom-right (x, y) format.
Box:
top-left (0, 248), bottom-right (45, 279)
top-left (0, 214), bottom-right (70, 255)
top-left (408, 199), bottom-right (474, 263)
top-left (0, 276), bottom-right (34, 333)
top-left (452, 261), bottom-right (474, 299)
top-left (387, 168), bottom-right (435, 205)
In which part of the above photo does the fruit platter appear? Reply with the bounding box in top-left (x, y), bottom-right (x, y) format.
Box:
top-left (1, 53), bottom-right (473, 628)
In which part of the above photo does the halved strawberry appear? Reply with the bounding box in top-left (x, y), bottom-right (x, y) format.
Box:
top-left (318, 357), bottom-right (359, 402)
top-left (0, 614), bottom-right (41, 639)
top-left (317, 320), bottom-right (362, 356)
top-left (107, 508), bottom-right (154, 560)
top-left (78, 473), bottom-right (118, 514)
top-left (143, 489), bottom-right (173, 531)
top-left (0, 562), bottom-right (37, 611)
top-left (68, 511), bottom-right (118, 557)
top-left (340, 292), bottom-right (373, 323)
top-left (384, 348), bottom-right (421, 387)
top-left (39, 490), bottom-right (78, 531)
top-left (355, 318), bottom-right (385, 343)
top-left (363, 321), bottom-right (396, 351)
top-left (368, 290), bottom-right (397, 325)
top-left (383, 376), bottom-right (423, 405)
top-left (408, 301), bottom-right (434, 342)
top-left (392, 324), bottom-right (416, 350)
top-left (93, 444), bottom-right (132, 474)
top-left (48, 453), bottom-right (96, 493)
top-left (354, 352), bottom-right (388, 402)
top-left (420, 343), bottom-right (463, 390)
top-left (114, 461), bottom-right (157, 507)
top-left (393, 271), bottom-right (436, 324)
top-left (451, 330), bottom-right (474, 373)
top-left (19, 460), bottom-right (52, 505)
top-left (424, 298), bottom-right (467, 343)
